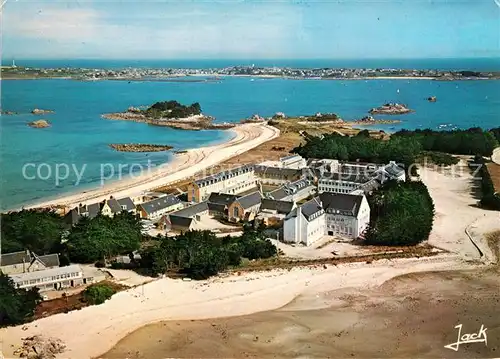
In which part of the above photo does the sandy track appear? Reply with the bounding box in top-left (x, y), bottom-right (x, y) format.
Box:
top-left (27, 123), bottom-right (279, 209)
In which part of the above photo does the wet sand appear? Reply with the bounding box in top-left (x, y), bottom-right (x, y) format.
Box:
top-left (102, 268), bottom-right (500, 359)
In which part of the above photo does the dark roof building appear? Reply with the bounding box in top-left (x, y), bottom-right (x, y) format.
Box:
top-left (319, 192), bottom-right (364, 217)
top-left (117, 197), bottom-right (136, 211)
top-left (139, 195), bottom-right (182, 216)
top-left (260, 199), bottom-right (294, 214)
top-left (0, 250), bottom-right (31, 267)
top-left (235, 191), bottom-right (262, 209)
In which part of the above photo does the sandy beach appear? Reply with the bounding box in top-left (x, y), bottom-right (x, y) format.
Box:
top-left (2, 161), bottom-right (499, 359)
top-left (27, 122), bottom-right (279, 210)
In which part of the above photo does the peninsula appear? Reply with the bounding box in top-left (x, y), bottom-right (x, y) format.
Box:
top-left (2, 65), bottom-right (500, 81)
top-left (103, 101), bottom-right (235, 131)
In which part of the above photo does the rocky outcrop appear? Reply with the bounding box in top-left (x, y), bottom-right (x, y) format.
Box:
top-left (13, 335), bottom-right (66, 359)
top-left (109, 144), bottom-right (173, 152)
top-left (32, 108), bottom-right (55, 115)
top-left (103, 112), bottom-right (235, 131)
top-left (369, 103), bottom-right (414, 115)
top-left (428, 96), bottom-right (437, 102)
top-left (1, 110), bottom-right (18, 115)
top-left (28, 119), bottom-right (51, 128)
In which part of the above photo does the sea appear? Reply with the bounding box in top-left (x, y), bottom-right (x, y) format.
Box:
top-left (1, 58), bottom-right (499, 210)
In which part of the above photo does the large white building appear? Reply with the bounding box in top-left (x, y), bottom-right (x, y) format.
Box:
top-left (283, 193), bottom-right (370, 246)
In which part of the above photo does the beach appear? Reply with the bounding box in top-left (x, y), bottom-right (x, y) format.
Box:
top-left (27, 122), bottom-right (279, 210)
top-left (2, 161), bottom-right (499, 359)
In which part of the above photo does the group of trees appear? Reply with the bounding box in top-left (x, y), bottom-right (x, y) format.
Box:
top-left (145, 100), bottom-right (202, 119)
top-left (470, 156), bottom-right (500, 210)
top-left (392, 127), bottom-right (498, 157)
top-left (140, 227), bottom-right (277, 280)
top-left (1, 210), bottom-right (143, 265)
top-left (65, 211), bottom-right (142, 264)
top-left (293, 132), bottom-right (422, 173)
top-left (0, 273), bottom-right (42, 327)
top-left (365, 181), bottom-right (435, 246)
top-left (1, 209), bottom-right (66, 255)
top-left (83, 283), bottom-right (116, 305)
top-left (490, 127), bottom-right (500, 143)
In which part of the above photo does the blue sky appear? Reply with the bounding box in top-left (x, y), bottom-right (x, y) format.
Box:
top-left (2, 0), bottom-right (499, 59)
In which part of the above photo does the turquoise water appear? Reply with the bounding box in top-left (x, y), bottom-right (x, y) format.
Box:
top-left (1, 70), bottom-right (500, 210)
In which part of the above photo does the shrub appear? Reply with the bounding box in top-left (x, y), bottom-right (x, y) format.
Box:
top-left (83, 283), bottom-right (116, 305)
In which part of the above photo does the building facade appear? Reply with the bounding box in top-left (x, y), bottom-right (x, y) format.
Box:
top-left (188, 165), bottom-right (256, 202)
top-left (282, 193), bottom-right (370, 246)
top-left (227, 191), bottom-right (262, 222)
top-left (137, 194), bottom-right (183, 220)
top-left (10, 264), bottom-right (85, 292)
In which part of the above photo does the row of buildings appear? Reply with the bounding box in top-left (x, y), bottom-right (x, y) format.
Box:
top-left (62, 155), bottom-right (404, 247)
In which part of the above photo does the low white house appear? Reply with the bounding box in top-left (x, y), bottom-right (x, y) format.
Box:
top-left (283, 192), bottom-right (370, 246)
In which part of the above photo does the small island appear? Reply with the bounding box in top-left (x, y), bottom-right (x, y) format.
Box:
top-left (32, 108), bottom-right (55, 115)
top-left (369, 103), bottom-right (414, 115)
top-left (1, 110), bottom-right (18, 115)
top-left (428, 96), bottom-right (437, 102)
top-left (103, 101), bottom-right (235, 131)
top-left (109, 143), bottom-right (174, 152)
top-left (28, 119), bottom-right (51, 128)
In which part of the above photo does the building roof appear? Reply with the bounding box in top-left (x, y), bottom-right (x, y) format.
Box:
top-left (280, 154), bottom-right (302, 162)
top-left (117, 197), bottom-right (136, 211)
top-left (168, 215), bottom-right (194, 229)
top-left (37, 254), bottom-right (60, 268)
top-left (106, 198), bottom-right (123, 213)
top-left (300, 197), bottom-right (324, 220)
top-left (0, 251), bottom-right (31, 267)
top-left (254, 165), bottom-right (303, 178)
top-left (87, 203), bottom-right (101, 219)
top-left (319, 172), bottom-right (372, 184)
top-left (268, 178), bottom-right (312, 200)
top-left (65, 209), bottom-right (81, 226)
top-left (235, 191), bottom-right (262, 209)
top-left (9, 264), bottom-right (83, 284)
top-left (207, 192), bottom-right (239, 206)
top-left (260, 199), bottom-right (294, 214)
top-left (319, 192), bottom-right (365, 217)
top-left (140, 195), bottom-right (181, 215)
top-left (171, 201), bottom-right (208, 218)
top-left (207, 202), bottom-right (227, 213)
top-left (194, 165), bottom-right (253, 187)
top-left (383, 162), bottom-right (405, 177)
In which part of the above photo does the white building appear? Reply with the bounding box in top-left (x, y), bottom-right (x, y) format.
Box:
top-left (188, 165), bottom-right (256, 202)
top-left (283, 193), bottom-right (370, 246)
top-left (283, 197), bottom-right (325, 246)
top-left (10, 264), bottom-right (85, 292)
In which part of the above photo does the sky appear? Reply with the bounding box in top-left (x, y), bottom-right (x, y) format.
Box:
top-left (1, 0), bottom-right (499, 60)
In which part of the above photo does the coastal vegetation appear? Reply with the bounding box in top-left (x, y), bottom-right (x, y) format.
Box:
top-left (139, 227), bottom-right (277, 280)
top-left (365, 181), bottom-right (435, 246)
top-left (109, 143), bottom-right (173, 152)
top-left (292, 132), bottom-right (422, 174)
top-left (420, 151), bottom-right (459, 166)
top-left (0, 272), bottom-right (42, 327)
top-left (83, 283), bottom-right (117, 305)
top-left (65, 212), bottom-right (142, 264)
top-left (470, 156), bottom-right (500, 211)
top-left (490, 127), bottom-right (500, 143)
top-left (1, 209), bottom-right (66, 255)
top-left (392, 128), bottom-right (498, 157)
top-left (145, 101), bottom-right (201, 119)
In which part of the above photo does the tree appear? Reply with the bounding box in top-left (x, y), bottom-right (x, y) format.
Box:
top-left (66, 212), bottom-right (141, 263)
top-left (83, 283), bottom-right (116, 305)
top-left (1, 209), bottom-right (65, 254)
top-left (0, 273), bottom-right (42, 327)
top-left (365, 181), bottom-right (435, 246)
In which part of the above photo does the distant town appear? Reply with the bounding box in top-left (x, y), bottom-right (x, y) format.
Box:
top-left (2, 63), bottom-right (499, 81)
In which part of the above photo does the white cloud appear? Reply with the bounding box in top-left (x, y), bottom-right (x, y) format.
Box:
top-left (2, 2), bottom-right (301, 58)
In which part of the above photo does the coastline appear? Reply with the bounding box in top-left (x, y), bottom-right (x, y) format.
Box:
top-left (25, 123), bottom-right (279, 210)
top-left (0, 254), bottom-right (475, 359)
